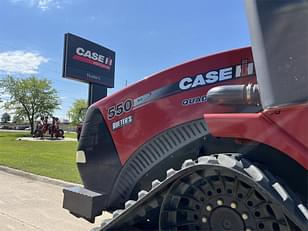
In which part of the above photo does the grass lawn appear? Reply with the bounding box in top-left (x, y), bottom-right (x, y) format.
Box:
top-left (64, 132), bottom-right (77, 139)
top-left (0, 131), bottom-right (81, 183)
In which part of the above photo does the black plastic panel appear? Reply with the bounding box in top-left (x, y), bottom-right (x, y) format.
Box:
top-left (108, 119), bottom-right (208, 209)
top-left (78, 106), bottom-right (122, 195)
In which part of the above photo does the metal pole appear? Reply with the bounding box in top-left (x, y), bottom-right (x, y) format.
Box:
top-left (88, 83), bottom-right (108, 106)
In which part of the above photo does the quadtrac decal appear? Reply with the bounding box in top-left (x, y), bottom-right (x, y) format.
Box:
top-left (112, 115), bottom-right (133, 130)
top-left (182, 95), bottom-right (207, 106)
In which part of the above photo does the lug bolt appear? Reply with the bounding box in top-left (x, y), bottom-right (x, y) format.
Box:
top-left (242, 213), bottom-right (249, 220)
top-left (217, 199), bottom-right (223, 206)
top-left (206, 205), bottom-right (212, 212)
top-left (230, 202), bottom-right (237, 209)
top-left (201, 216), bottom-right (207, 223)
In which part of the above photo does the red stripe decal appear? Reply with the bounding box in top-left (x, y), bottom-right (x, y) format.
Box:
top-left (72, 55), bottom-right (111, 70)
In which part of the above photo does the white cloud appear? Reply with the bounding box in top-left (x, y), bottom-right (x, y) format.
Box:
top-left (0, 93), bottom-right (11, 100)
top-left (60, 96), bottom-right (67, 101)
top-left (38, 0), bottom-right (56, 11)
top-left (10, 0), bottom-right (65, 11)
top-left (0, 50), bottom-right (48, 74)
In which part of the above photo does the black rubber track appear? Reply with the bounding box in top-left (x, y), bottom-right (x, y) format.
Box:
top-left (92, 154), bottom-right (308, 231)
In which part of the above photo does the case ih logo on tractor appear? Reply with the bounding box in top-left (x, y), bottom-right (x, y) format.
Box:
top-left (178, 61), bottom-right (254, 90)
top-left (63, 1), bottom-right (308, 231)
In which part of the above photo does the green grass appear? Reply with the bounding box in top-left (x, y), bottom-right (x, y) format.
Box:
top-left (64, 132), bottom-right (77, 139)
top-left (0, 131), bottom-right (81, 183)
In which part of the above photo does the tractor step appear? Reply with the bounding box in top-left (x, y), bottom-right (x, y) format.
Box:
top-left (63, 186), bottom-right (107, 223)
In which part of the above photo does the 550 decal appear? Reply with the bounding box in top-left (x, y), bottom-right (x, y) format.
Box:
top-left (108, 99), bottom-right (133, 120)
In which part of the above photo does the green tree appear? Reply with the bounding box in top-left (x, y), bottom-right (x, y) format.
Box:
top-left (0, 76), bottom-right (60, 133)
top-left (12, 114), bottom-right (26, 124)
top-left (67, 99), bottom-right (87, 125)
top-left (1, 112), bottom-right (10, 123)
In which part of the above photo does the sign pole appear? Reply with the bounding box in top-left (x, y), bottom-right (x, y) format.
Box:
top-left (88, 83), bottom-right (92, 106)
top-left (88, 83), bottom-right (107, 106)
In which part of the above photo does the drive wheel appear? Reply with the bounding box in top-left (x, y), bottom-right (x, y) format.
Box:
top-left (56, 129), bottom-right (64, 138)
top-left (159, 159), bottom-right (291, 231)
top-left (33, 129), bottom-right (42, 138)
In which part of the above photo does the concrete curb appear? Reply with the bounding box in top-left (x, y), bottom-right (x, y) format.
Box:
top-left (16, 137), bottom-right (77, 142)
top-left (0, 165), bottom-right (81, 188)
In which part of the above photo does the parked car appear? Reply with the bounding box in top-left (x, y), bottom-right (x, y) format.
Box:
top-left (0, 125), bottom-right (11, 129)
top-left (15, 125), bottom-right (29, 130)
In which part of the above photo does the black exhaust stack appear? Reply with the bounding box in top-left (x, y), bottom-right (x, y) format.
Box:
top-left (208, 0), bottom-right (308, 108)
top-left (245, 0), bottom-right (308, 108)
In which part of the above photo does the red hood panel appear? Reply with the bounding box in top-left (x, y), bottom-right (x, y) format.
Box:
top-left (94, 47), bottom-right (256, 164)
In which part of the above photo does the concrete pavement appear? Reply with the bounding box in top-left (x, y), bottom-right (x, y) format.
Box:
top-left (0, 170), bottom-right (110, 231)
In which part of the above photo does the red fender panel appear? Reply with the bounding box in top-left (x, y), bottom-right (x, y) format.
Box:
top-left (204, 104), bottom-right (308, 170)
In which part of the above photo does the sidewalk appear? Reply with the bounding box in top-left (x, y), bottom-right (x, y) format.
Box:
top-left (0, 169), bottom-right (110, 231)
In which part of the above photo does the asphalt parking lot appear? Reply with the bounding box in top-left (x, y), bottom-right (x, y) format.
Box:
top-left (0, 169), bottom-right (109, 231)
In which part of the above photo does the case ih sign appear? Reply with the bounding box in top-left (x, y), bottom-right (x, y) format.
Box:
top-left (63, 33), bottom-right (115, 87)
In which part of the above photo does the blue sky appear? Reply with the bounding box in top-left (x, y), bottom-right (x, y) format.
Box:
top-left (0, 0), bottom-right (250, 120)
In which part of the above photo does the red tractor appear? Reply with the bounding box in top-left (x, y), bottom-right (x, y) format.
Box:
top-left (33, 116), bottom-right (64, 138)
top-left (63, 1), bottom-right (307, 230)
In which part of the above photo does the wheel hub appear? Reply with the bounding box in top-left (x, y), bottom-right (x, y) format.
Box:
top-left (209, 206), bottom-right (244, 231)
top-left (159, 163), bottom-right (291, 231)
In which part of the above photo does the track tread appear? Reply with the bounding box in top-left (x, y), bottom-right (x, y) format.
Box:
top-left (94, 154), bottom-right (308, 231)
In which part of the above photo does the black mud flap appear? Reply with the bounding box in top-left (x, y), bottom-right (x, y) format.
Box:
top-left (63, 186), bottom-right (107, 223)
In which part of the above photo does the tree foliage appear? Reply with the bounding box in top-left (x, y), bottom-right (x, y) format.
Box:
top-left (1, 112), bottom-right (10, 123)
top-left (0, 75), bottom-right (60, 133)
top-left (12, 114), bottom-right (26, 124)
top-left (67, 99), bottom-right (88, 125)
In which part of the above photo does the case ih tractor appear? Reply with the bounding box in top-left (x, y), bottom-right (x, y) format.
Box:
top-left (63, 0), bottom-right (308, 230)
